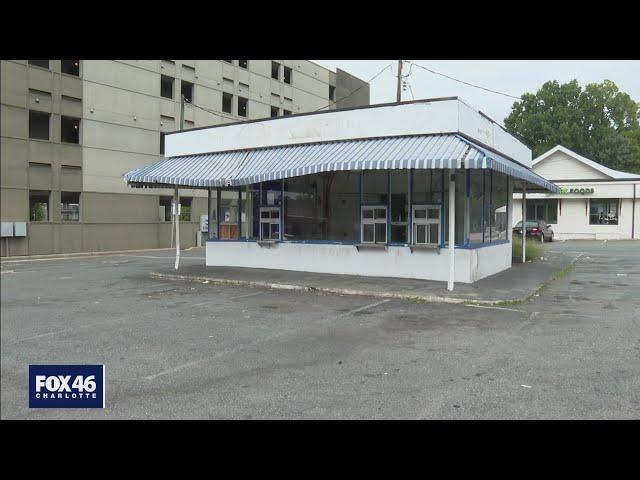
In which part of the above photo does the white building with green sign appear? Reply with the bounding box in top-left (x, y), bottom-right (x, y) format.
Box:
top-left (513, 145), bottom-right (640, 240)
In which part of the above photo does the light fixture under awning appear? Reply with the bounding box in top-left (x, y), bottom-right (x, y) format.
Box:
top-left (124, 133), bottom-right (559, 193)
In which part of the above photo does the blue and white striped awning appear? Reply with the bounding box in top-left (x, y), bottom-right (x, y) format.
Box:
top-left (462, 138), bottom-right (560, 193)
top-left (124, 133), bottom-right (558, 192)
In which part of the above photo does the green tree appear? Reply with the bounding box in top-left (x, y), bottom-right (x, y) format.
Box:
top-left (504, 80), bottom-right (640, 173)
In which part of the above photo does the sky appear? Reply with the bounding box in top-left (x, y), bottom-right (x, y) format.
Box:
top-left (313, 60), bottom-right (640, 126)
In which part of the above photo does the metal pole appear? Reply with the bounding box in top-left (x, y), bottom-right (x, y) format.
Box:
top-left (448, 172), bottom-right (455, 291)
top-left (522, 185), bottom-right (527, 264)
top-left (174, 186), bottom-right (180, 270)
top-left (396, 60), bottom-right (403, 103)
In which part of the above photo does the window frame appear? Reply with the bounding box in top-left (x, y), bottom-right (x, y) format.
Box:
top-left (238, 60), bottom-right (248, 69)
top-left (360, 205), bottom-right (387, 244)
top-left (412, 204), bottom-right (441, 245)
top-left (260, 206), bottom-right (281, 240)
top-left (271, 61), bottom-right (280, 80)
top-left (283, 66), bottom-right (292, 84)
top-left (180, 79), bottom-right (194, 103)
top-left (589, 198), bottom-right (619, 225)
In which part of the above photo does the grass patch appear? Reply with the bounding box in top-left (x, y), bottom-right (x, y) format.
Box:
top-left (512, 236), bottom-right (544, 261)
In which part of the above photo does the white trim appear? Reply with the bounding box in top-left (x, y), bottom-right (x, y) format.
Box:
top-left (533, 145), bottom-right (640, 180)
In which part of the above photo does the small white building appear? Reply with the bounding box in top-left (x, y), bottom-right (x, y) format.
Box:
top-left (513, 145), bottom-right (640, 240)
top-left (124, 98), bottom-right (558, 288)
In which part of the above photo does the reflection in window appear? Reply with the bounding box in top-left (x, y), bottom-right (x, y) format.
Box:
top-left (589, 199), bottom-right (618, 225)
top-left (491, 172), bottom-right (509, 241)
top-left (469, 170), bottom-right (484, 244)
top-left (526, 199), bottom-right (557, 224)
top-left (390, 170), bottom-right (409, 243)
top-left (362, 170), bottom-right (388, 206)
top-left (220, 190), bottom-right (239, 239)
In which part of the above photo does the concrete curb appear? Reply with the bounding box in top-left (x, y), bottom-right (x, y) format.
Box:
top-left (1, 247), bottom-right (201, 263)
top-left (150, 271), bottom-right (503, 305)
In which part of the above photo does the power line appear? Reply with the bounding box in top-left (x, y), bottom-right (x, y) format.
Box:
top-left (408, 61), bottom-right (521, 100)
top-left (314, 63), bottom-right (393, 112)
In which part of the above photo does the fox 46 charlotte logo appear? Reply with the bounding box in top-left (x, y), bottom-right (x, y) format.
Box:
top-left (29, 365), bottom-right (105, 408)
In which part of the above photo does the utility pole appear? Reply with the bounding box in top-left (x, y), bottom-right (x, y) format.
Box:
top-left (396, 60), bottom-right (403, 103)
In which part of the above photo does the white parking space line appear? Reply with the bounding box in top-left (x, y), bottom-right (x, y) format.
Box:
top-left (229, 291), bottom-right (266, 301)
top-left (346, 299), bottom-right (390, 315)
top-left (464, 304), bottom-right (526, 313)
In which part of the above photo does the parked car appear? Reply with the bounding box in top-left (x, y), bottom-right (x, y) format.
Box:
top-left (513, 220), bottom-right (554, 242)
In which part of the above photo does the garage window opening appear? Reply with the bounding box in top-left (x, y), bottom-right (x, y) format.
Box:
top-left (29, 111), bottom-right (50, 141)
top-left (29, 191), bottom-right (50, 222)
top-left (161, 75), bottom-right (174, 99)
top-left (61, 192), bottom-right (80, 222)
top-left (222, 92), bottom-right (232, 114)
top-left (61, 116), bottom-right (80, 144)
top-left (181, 80), bottom-right (194, 103)
top-left (589, 199), bottom-right (618, 225)
top-left (61, 60), bottom-right (80, 76)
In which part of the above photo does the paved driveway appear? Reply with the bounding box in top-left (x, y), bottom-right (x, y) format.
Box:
top-left (1, 241), bottom-right (638, 419)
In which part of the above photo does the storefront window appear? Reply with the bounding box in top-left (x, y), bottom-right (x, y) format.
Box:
top-left (483, 170), bottom-right (492, 242)
top-left (526, 199), bottom-right (557, 224)
top-left (469, 170), bottom-right (484, 244)
top-left (326, 172), bottom-right (359, 242)
top-left (589, 199), bottom-right (618, 225)
top-left (412, 170), bottom-right (442, 204)
top-left (491, 172), bottom-right (508, 241)
top-left (208, 190), bottom-right (218, 239)
top-left (285, 175), bottom-right (326, 241)
top-left (241, 187), bottom-right (257, 239)
top-left (220, 190), bottom-right (239, 239)
top-left (362, 170), bottom-right (388, 206)
top-left (389, 170), bottom-right (409, 243)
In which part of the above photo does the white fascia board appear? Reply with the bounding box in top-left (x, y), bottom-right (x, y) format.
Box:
top-left (533, 145), bottom-right (640, 180)
top-left (166, 98), bottom-right (532, 166)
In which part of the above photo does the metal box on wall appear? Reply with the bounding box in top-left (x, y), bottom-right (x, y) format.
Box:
top-left (1, 222), bottom-right (14, 237)
top-left (13, 222), bottom-right (27, 237)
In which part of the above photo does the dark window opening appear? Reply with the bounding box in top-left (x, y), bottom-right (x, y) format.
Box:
top-left (160, 132), bottom-right (165, 155)
top-left (160, 75), bottom-right (174, 99)
top-left (222, 92), bottom-right (232, 114)
top-left (61, 60), bottom-right (80, 76)
top-left (329, 85), bottom-right (336, 101)
top-left (237, 97), bottom-right (248, 117)
top-left (29, 191), bottom-right (50, 222)
top-left (61, 116), bottom-right (80, 144)
top-left (283, 109), bottom-right (292, 116)
top-left (181, 80), bottom-right (194, 102)
top-left (29, 60), bottom-right (49, 69)
top-left (271, 106), bottom-right (279, 117)
top-left (159, 196), bottom-right (172, 221)
top-left (222, 60), bottom-right (233, 64)
top-left (29, 111), bottom-right (50, 140)
top-left (271, 61), bottom-right (280, 80)
top-left (283, 66), bottom-right (292, 84)
top-left (238, 60), bottom-right (248, 69)
top-left (61, 192), bottom-right (80, 222)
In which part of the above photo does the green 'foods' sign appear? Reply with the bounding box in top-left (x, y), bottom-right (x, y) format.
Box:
top-left (559, 187), bottom-right (594, 194)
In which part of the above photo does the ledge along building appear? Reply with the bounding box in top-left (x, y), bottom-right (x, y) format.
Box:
top-left (124, 98), bottom-right (559, 290)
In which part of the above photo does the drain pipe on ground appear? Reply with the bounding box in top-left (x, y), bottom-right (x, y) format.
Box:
top-left (173, 186), bottom-right (180, 270)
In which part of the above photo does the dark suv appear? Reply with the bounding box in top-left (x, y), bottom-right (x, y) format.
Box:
top-left (513, 220), bottom-right (554, 242)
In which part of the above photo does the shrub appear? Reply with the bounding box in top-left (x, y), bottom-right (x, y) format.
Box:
top-left (512, 236), bottom-right (543, 261)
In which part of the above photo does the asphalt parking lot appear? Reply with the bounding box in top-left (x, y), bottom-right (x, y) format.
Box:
top-left (1, 240), bottom-right (639, 419)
